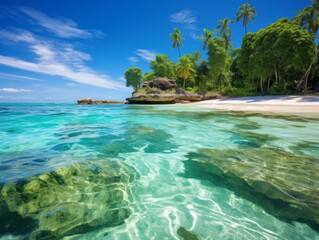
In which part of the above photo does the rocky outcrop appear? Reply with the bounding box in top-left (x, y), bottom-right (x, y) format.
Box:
top-left (127, 94), bottom-right (177, 104)
top-left (77, 98), bottom-right (124, 104)
top-left (127, 78), bottom-right (221, 104)
top-left (142, 78), bottom-right (178, 91)
top-left (0, 160), bottom-right (136, 239)
top-left (184, 148), bottom-right (319, 227)
top-left (127, 93), bottom-right (221, 104)
top-left (77, 98), bottom-right (93, 104)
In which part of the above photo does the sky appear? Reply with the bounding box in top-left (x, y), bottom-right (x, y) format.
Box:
top-left (0, 0), bottom-right (310, 102)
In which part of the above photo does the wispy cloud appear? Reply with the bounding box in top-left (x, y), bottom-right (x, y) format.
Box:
top-left (0, 88), bottom-right (31, 93)
top-left (136, 49), bottom-right (156, 62)
top-left (19, 7), bottom-right (103, 39)
top-left (0, 72), bottom-right (44, 81)
top-left (0, 30), bottom-right (124, 89)
top-left (170, 10), bottom-right (198, 39)
top-left (170, 10), bottom-right (197, 30)
top-left (128, 56), bottom-right (139, 63)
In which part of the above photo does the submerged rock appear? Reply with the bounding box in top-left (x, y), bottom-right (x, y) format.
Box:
top-left (0, 160), bottom-right (136, 239)
top-left (184, 148), bottom-right (319, 227)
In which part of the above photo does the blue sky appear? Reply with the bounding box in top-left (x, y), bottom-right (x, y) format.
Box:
top-left (0, 0), bottom-right (310, 102)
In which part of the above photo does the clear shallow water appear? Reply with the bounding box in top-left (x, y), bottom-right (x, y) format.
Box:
top-left (0, 103), bottom-right (319, 239)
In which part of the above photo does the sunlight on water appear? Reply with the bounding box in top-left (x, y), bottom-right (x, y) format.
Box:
top-left (0, 103), bottom-right (319, 240)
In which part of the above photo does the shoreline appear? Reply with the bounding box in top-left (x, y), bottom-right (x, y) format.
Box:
top-left (190, 95), bottom-right (319, 113)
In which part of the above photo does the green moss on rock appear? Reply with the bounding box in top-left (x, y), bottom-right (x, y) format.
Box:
top-left (0, 160), bottom-right (137, 239)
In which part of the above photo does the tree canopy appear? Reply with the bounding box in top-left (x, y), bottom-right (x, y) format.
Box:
top-left (125, 68), bottom-right (143, 91)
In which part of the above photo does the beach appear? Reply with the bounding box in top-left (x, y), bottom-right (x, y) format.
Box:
top-left (191, 95), bottom-right (319, 113)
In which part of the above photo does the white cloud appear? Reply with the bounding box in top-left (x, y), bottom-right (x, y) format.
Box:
top-left (19, 7), bottom-right (103, 39)
top-left (136, 49), bottom-right (156, 62)
top-left (0, 88), bottom-right (31, 93)
top-left (170, 10), bottom-right (196, 29)
top-left (0, 72), bottom-right (44, 81)
top-left (0, 29), bottom-right (36, 43)
top-left (128, 56), bottom-right (139, 63)
top-left (67, 82), bottom-right (79, 87)
top-left (0, 31), bottom-right (125, 90)
top-left (170, 9), bottom-right (197, 38)
top-left (119, 76), bottom-right (125, 82)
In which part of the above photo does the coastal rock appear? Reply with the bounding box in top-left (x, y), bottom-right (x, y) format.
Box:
top-left (184, 148), bottom-right (319, 226)
top-left (176, 93), bottom-right (204, 101)
top-left (77, 98), bottom-right (93, 104)
top-left (127, 93), bottom-right (221, 104)
top-left (142, 78), bottom-right (178, 91)
top-left (77, 99), bottom-right (124, 104)
top-left (92, 100), bottom-right (124, 104)
top-left (0, 160), bottom-right (136, 239)
top-left (127, 94), bottom-right (177, 104)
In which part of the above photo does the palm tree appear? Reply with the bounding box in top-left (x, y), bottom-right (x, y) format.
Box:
top-left (236, 3), bottom-right (257, 34)
top-left (170, 28), bottom-right (183, 57)
top-left (176, 60), bottom-right (195, 89)
top-left (199, 28), bottom-right (214, 50)
top-left (216, 17), bottom-right (233, 50)
top-left (295, 0), bottom-right (319, 38)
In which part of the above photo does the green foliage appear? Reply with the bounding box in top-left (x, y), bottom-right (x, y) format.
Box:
top-left (236, 18), bottom-right (316, 94)
top-left (170, 28), bottom-right (184, 57)
top-left (216, 18), bottom-right (233, 50)
top-left (150, 54), bottom-right (175, 79)
top-left (199, 29), bottom-right (214, 50)
top-left (207, 37), bottom-right (231, 90)
top-left (176, 55), bottom-right (195, 89)
top-left (195, 61), bottom-right (209, 92)
top-left (236, 3), bottom-right (257, 34)
top-left (143, 72), bottom-right (156, 82)
top-left (125, 67), bottom-right (143, 90)
top-left (295, 1), bottom-right (319, 38)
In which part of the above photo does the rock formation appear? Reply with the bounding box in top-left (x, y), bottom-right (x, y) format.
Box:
top-left (77, 98), bottom-right (124, 104)
top-left (127, 78), bottom-right (221, 104)
top-left (184, 147), bottom-right (319, 227)
top-left (0, 160), bottom-right (136, 239)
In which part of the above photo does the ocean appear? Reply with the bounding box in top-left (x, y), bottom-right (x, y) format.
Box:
top-left (0, 103), bottom-right (318, 240)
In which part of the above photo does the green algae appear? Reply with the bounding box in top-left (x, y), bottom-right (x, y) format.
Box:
top-left (0, 160), bottom-right (137, 239)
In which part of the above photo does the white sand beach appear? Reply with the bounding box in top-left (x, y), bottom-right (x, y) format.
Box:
top-left (191, 95), bottom-right (319, 113)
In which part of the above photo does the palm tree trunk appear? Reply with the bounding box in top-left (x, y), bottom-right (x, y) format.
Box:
top-left (183, 78), bottom-right (186, 89)
top-left (260, 78), bottom-right (264, 94)
top-left (296, 45), bottom-right (319, 91)
top-left (245, 25), bottom-right (247, 34)
top-left (267, 77), bottom-right (271, 92)
top-left (178, 47), bottom-right (181, 57)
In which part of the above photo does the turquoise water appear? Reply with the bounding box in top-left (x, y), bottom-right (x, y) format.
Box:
top-left (0, 103), bottom-right (319, 240)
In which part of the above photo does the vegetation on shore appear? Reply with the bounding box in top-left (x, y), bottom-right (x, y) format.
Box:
top-left (125, 0), bottom-right (319, 96)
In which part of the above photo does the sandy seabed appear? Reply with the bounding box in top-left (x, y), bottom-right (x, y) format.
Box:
top-left (191, 95), bottom-right (319, 113)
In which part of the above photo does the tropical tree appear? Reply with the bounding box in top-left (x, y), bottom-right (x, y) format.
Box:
top-left (295, 0), bottom-right (319, 38)
top-left (216, 18), bottom-right (233, 50)
top-left (207, 37), bottom-right (230, 90)
top-left (125, 67), bottom-right (143, 91)
top-left (237, 18), bottom-right (316, 94)
top-left (150, 54), bottom-right (175, 79)
top-left (236, 3), bottom-right (257, 34)
top-left (170, 28), bottom-right (183, 57)
top-left (199, 28), bottom-right (214, 50)
top-left (176, 59), bottom-right (195, 89)
top-left (192, 51), bottom-right (202, 67)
